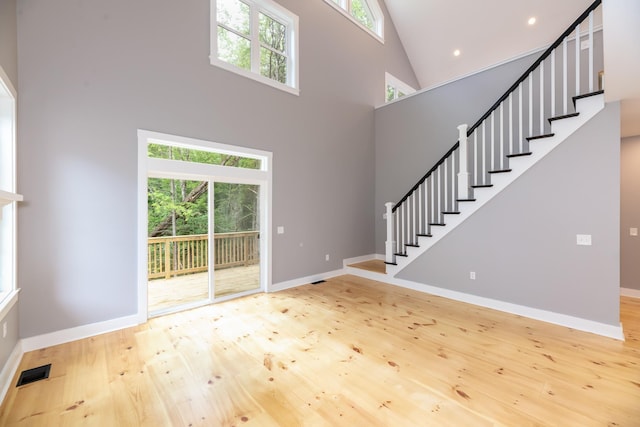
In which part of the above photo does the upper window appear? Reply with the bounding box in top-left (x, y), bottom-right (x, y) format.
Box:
top-left (385, 72), bottom-right (416, 103)
top-left (211, 0), bottom-right (299, 95)
top-left (325, 0), bottom-right (384, 42)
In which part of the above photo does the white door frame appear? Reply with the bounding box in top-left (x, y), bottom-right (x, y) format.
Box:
top-left (137, 130), bottom-right (272, 322)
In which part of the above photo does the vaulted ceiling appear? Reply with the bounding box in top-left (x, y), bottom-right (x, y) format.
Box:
top-left (383, 0), bottom-right (640, 137)
top-left (384, 0), bottom-right (595, 89)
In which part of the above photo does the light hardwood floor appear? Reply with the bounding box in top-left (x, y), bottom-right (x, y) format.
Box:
top-left (1, 275), bottom-right (639, 426)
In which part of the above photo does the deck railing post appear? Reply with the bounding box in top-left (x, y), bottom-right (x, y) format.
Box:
top-left (385, 202), bottom-right (395, 264)
top-left (457, 124), bottom-right (470, 200)
top-left (164, 239), bottom-right (172, 279)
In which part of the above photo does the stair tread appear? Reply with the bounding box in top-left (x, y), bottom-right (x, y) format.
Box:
top-left (394, 252), bottom-right (408, 257)
top-left (471, 184), bottom-right (493, 188)
top-left (506, 152), bottom-right (532, 158)
top-left (417, 233), bottom-right (432, 237)
top-left (488, 169), bottom-right (512, 174)
top-left (526, 133), bottom-right (555, 141)
top-left (442, 211), bottom-right (461, 215)
top-left (405, 243), bottom-right (419, 248)
top-left (548, 112), bottom-right (580, 123)
top-left (457, 198), bottom-right (476, 202)
top-left (384, 261), bottom-right (397, 266)
top-left (573, 90), bottom-right (604, 106)
top-left (429, 223), bottom-right (446, 226)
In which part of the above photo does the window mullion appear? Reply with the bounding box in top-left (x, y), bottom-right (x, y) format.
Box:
top-left (250, 7), bottom-right (260, 74)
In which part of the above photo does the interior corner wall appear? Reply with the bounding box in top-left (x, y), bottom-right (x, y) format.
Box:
top-left (0, 0), bottom-right (19, 374)
top-left (379, 1), bottom-right (419, 91)
top-left (621, 135), bottom-right (640, 291)
top-left (16, 0), bottom-right (415, 338)
top-left (398, 103), bottom-right (621, 326)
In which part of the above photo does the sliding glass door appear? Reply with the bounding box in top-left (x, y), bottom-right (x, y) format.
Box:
top-left (212, 182), bottom-right (261, 299)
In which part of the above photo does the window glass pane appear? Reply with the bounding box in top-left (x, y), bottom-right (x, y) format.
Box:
top-left (386, 85), bottom-right (396, 102)
top-left (350, 0), bottom-right (374, 30)
top-left (217, 26), bottom-right (251, 71)
top-left (259, 13), bottom-right (286, 54)
top-left (260, 47), bottom-right (287, 84)
top-left (148, 144), bottom-right (262, 170)
top-left (217, 0), bottom-right (250, 36)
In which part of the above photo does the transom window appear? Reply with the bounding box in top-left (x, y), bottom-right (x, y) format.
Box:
top-left (211, 0), bottom-right (299, 95)
top-left (325, 0), bottom-right (384, 42)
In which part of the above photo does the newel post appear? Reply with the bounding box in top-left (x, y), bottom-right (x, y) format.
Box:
top-left (457, 124), bottom-right (470, 200)
top-left (385, 202), bottom-right (395, 264)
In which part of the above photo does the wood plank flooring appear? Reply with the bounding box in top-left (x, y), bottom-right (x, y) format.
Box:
top-left (1, 275), bottom-right (639, 426)
top-left (347, 259), bottom-right (386, 274)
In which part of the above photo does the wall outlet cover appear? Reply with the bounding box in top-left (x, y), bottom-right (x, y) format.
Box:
top-left (576, 234), bottom-right (592, 246)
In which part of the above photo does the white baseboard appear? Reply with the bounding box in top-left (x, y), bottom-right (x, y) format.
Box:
top-left (386, 276), bottom-right (624, 341)
top-left (621, 287), bottom-right (640, 299)
top-left (21, 314), bottom-right (141, 353)
top-left (342, 266), bottom-right (625, 341)
top-left (0, 341), bottom-right (23, 406)
top-left (269, 268), bottom-right (346, 293)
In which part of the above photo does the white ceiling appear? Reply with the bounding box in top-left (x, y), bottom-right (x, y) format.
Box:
top-left (384, 0), bottom-right (640, 137)
top-left (384, 0), bottom-right (595, 89)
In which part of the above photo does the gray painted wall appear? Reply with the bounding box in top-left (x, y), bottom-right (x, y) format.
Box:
top-left (398, 103), bottom-right (621, 326)
top-left (621, 135), bottom-right (640, 290)
top-left (374, 53), bottom-right (538, 253)
top-left (0, 0), bottom-right (17, 85)
top-left (16, 0), bottom-right (415, 337)
top-left (0, 0), bottom-right (19, 375)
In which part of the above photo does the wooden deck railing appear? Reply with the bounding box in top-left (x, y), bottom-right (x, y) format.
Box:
top-left (148, 231), bottom-right (259, 279)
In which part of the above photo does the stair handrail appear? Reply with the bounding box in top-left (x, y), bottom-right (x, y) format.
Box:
top-left (392, 0), bottom-right (601, 213)
top-left (467, 0), bottom-right (601, 136)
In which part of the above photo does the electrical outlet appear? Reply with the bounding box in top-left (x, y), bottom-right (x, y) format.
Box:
top-left (576, 234), bottom-right (592, 246)
top-left (277, 226), bottom-right (284, 234)
top-left (631, 228), bottom-right (638, 237)
top-left (470, 271), bottom-right (476, 280)
top-left (325, 254), bottom-right (330, 261)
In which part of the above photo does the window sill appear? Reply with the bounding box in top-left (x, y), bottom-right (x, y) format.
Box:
top-left (209, 57), bottom-right (300, 97)
top-left (0, 289), bottom-right (19, 321)
top-left (0, 190), bottom-right (23, 207)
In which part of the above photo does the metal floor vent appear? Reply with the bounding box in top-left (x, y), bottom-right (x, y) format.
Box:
top-left (311, 280), bottom-right (326, 285)
top-left (16, 364), bottom-right (51, 387)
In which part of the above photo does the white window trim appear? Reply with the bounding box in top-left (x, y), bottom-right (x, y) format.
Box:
top-left (137, 130), bottom-right (273, 322)
top-left (323, 0), bottom-right (384, 43)
top-left (385, 72), bottom-right (416, 103)
top-left (0, 66), bottom-right (21, 317)
top-left (210, 0), bottom-right (300, 96)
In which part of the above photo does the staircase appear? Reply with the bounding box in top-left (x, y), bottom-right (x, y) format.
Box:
top-left (384, 0), bottom-right (604, 275)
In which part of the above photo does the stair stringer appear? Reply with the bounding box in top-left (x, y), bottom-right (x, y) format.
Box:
top-left (387, 93), bottom-right (605, 277)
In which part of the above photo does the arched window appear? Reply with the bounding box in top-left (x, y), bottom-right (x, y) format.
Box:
top-left (325, 0), bottom-right (384, 42)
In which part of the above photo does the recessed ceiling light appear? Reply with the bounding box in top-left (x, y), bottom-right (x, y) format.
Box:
top-left (528, 17), bottom-right (537, 25)
top-left (453, 49), bottom-right (461, 57)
